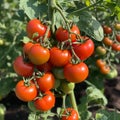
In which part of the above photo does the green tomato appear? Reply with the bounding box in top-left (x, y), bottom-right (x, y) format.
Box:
top-left (61, 81), bottom-right (75, 94)
top-left (106, 68), bottom-right (118, 79)
top-left (28, 101), bottom-right (39, 112)
top-left (52, 67), bottom-right (65, 79)
top-left (96, 46), bottom-right (106, 56)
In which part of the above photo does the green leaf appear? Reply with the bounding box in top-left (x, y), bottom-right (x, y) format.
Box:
top-left (28, 112), bottom-right (40, 120)
top-left (77, 11), bottom-right (104, 41)
top-left (19, 0), bottom-right (47, 19)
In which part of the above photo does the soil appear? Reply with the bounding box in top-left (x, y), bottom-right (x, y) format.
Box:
top-left (0, 65), bottom-right (120, 120)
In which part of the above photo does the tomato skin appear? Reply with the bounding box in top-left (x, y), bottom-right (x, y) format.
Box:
top-left (116, 34), bottom-right (120, 42)
top-left (15, 80), bottom-right (37, 102)
top-left (13, 56), bottom-right (34, 77)
top-left (49, 47), bottom-right (71, 67)
top-left (64, 62), bottom-right (89, 83)
top-left (26, 19), bottom-right (50, 40)
top-left (55, 25), bottom-right (80, 42)
top-left (36, 72), bottom-right (55, 92)
top-left (112, 43), bottom-right (120, 51)
top-left (28, 44), bottom-right (50, 65)
top-left (23, 42), bottom-right (34, 55)
top-left (100, 65), bottom-right (110, 75)
top-left (96, 59), bottom-right (106, 68)
top-left (34, 91), bottom-right (55, 111)
top-left (103, 25), bottom-right (112, 34)
top-left (72, 37), bottom-right (94, 60)
top-left (103, 37), bottom-right (113, 46)
top-left (96, 46), bottom-right (106, 56)
top-left (106, 68), bottom-right (118, 79)
top-left (114, 23), bottom-right (120, 31)
top-left (61, 108), bottom-right (79, 120)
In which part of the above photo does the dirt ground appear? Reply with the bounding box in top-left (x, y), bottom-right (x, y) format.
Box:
top-left (0, 65), bottom-right (120, 120)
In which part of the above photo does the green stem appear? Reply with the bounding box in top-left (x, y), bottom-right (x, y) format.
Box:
top-left (62, 95), bottom-right (66, 109)
top-left (69, 90), bottom-right (80, 119)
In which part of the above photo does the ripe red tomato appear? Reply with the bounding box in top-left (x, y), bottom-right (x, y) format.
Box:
top-left (28, 44), bottom-right (50, 65)
top-left (103, 25), bottom-right (112, 34)
top-left (23, 42), bottom-right (34, 55)
top-left (116, 34), bottom-right (120, 42)
top-left (36, 72), bottom-right (55, 92)
top-left (26, 19), bottom-right (51, 40)
top-left (61, 108), bottom-right (79, 120)
top-left (100, 65), bottom-right (110, 75)
top-left (64, 62), bottom-right (89, 83)
top-left (34, 91), bottom-right (55, 111)
top-left (15, 80), bottom-right (37, 102)
top-left (112, 43), bottom-right (120, 51)
top-left (49, 47), bottom-right (71, 67)
top-left (96, 59), bottom-right (106, 68)
top-left (103, 37), bottom-right (113, 46)
top-left (72, 36), bottom-right (94, 60)
top-left (55, 25), bottom-right (80, 42)
top-left (13, 56), bottom-right (34, 77)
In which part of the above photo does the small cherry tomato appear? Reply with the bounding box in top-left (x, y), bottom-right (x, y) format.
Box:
top-left (106, 68), bottom-right (118, 79)
top-left (103, 37), bottom-right (113, 46)
top-left (96, 46), bottom-right (107, 56)
top-left (100, 65), bottom-right (110, 75)
top-left (103, 25), bottom-right (112, 34)
top-left (112, 43), bottom-right (120, 51)
top-left (114, 23), bottom-right (120, 31)
top-left (116, 34), bottom-right (120, 42)
top-left (96, 59), bottom-right (106, 68)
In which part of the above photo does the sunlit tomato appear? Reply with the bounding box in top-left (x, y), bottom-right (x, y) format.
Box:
top-left (64, 62), bottom-right (89, 83)
top-left (52, 67), bottom-right (65, 79)
top-left (61, 81), bottom-right (75, 94)
top-left (15, 80), bottom-right (37, 102)
top-left (28, 44), bottom-right (50, 65)
top-left (106, 68), bottom-right (118, 79)
top-left (36, 61), bottom-right (52, 73)
top-left (13, 56), bottom-right (34, 77)
top-left (112, 43), bottom-right (120, 51)
top-left (36, 72), bottom-right (55, 92)
top-left (116, 34), bottom-right (120, 42)
top-left (55, 25), bottom-right (80, 42)
top-left (96, 59), bottom-right (106, 68)
top-left (23, 42), bottom-right (34, 55)
top-left (96, 46), bottom-right (106, 56)
top-left (34, 91), bottom-right (55, 111)
top-left (49, 47), bottom-right (71, 67)
top-left (72, 36), bottom-right (94, 60)
top-left (100, 65), bottom-right (110, 75)
top-left (103, 37), bottom-right (113, 46)
top-left (114, 23), bottom-right (120, 31)
top-left (61, 108), bottom-right (79, 120)
top-left (26, 19), bottom-right (50, 40)
top-left (103, 25), bottom-right (112, 34)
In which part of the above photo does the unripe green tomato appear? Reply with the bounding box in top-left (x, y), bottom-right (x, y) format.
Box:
top-left (61, 81), bottom-right (75, 94)
top-left (28, 101), bottom-right (39, 112)
top-left (96, 46), bottom-right (107, 56)
top-left (114, 23), bottom-right (120, 31)
top-left (52, 67), bottom-right (65, 79)
top-left (106, 68), bottom-right (118, 79)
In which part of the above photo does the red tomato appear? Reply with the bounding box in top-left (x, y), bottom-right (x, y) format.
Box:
top-left (55, 25), bottom-right (80, 42)
top-left (64, 62), bottom-right (89, 83)
top-left (100, 65), bottom-right (110, 75)
top-left (28, 44), bottom-right (50, 65)
top-left (103, 25), bottom-right (112, 34)
top-left (26, 19), bottom-right (50, 40)
top-left (15, 80), bottom-right (37, 102)
top-left (13, 56), bottom-right (34, 77)
top-left (36, 72), bottom-right (55, 92)
top-left (23, 42), bottom-right (34, 55)
top-left (116, 34), bottom-right (120, 42)
top-left (61, 108), bottom-right (79, 120)
top-left (103, 37), bottom-right (113, 46)
top-left (72, 37), bottom-right (94, 60)
top-left (34, 91), bottom-right (55, 111)
top-left (96, 59), bottom-right (106, 68)
top-left (112, 43), bottom-right (120, 51)
top-left (49, 47), bottom-right (71, 67)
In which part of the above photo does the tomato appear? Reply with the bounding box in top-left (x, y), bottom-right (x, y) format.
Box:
top-left (116, 34), bottom-right (120, 42)
top-left (112, 43), bottom-right (120, 51)
top-left (114, 23), bottom-right (120, 31)
top-left (28, 44), bottom-right (50, 65)
top-left (49, 47), bottom-right (71, 67)
top-left (13, 56), bottom-right (34, 77)
top-left (36, 61), bottom-right (52, 73)
top-left (96, 46), bottom-right (106, 56)
top-left (61, 108), bottom-right (79, 120)
top-left (52, 67), bottom-right (65, 79)
top-left (28, 101), bottom-right (39, 112)
top-left (15, 80), bottom-right (37, 102)
top-left (61, 81), bottom-right (75, 94)
top-left (96, 59), bottom-right (106, 68)
top-left (36, 72), bottom-right (55, 92)
top-left (64, 62), bottom-right (89, 83)
top-left (23, 42), bottom-right (34, 55)
top-left (72, 36), bottom-right (94, 60)
top-left (103, 25), bottom-right (112, 34)
top-left (103, 37), bottom-right (113, 46)
top-left (100, 65), bottom-right (110, 75)
top-left (26, 19), bottom-right (50, 40)
top-left (54, 78), bottom-right (61, 89)
top-left (34, 91), bottom-right (55, 111)
top-left (106, 68), bottom-right (118, 79)
top-left (55, 25), bottom-right (80, 42)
